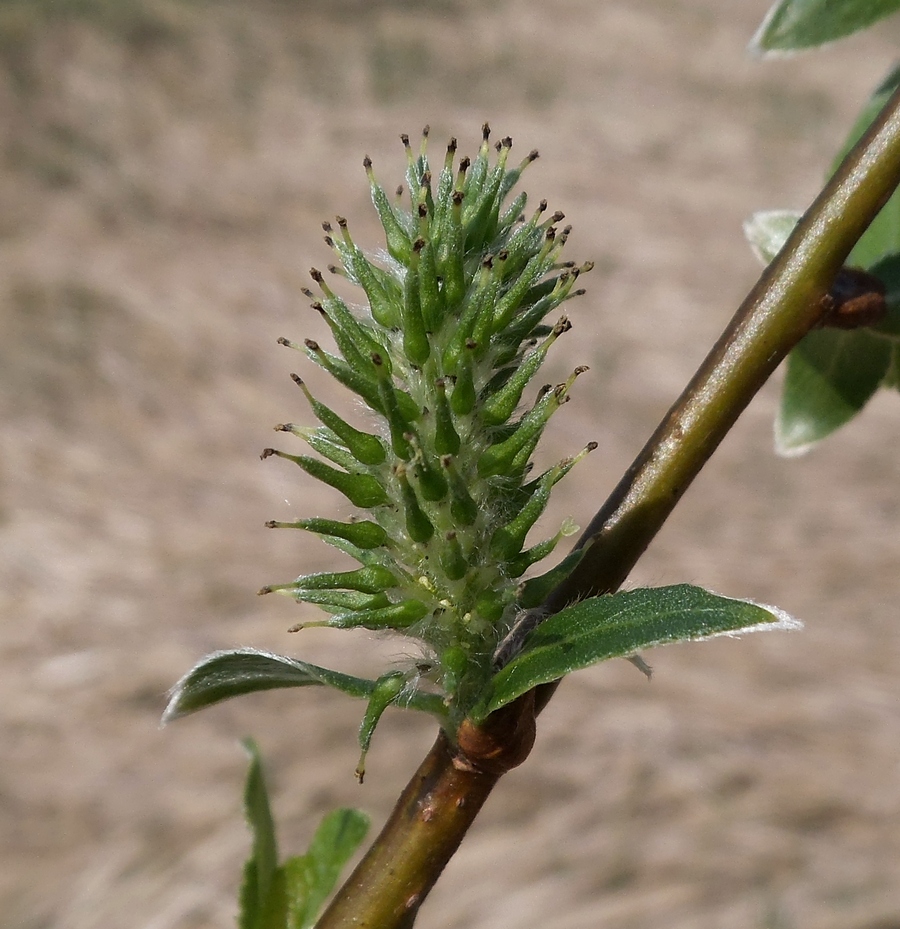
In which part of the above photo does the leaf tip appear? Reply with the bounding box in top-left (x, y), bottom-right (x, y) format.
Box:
top-left (717, 599), bottom-right (804, 638)
top-left (774, 414), bottom-right (817, 458)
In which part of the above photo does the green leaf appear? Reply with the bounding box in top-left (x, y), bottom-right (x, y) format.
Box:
top-left (283, 808), bottom-right (371, 929)
top-left (477, 585), bottom-right (799, 719)
top-left (775, 328), bottom-right (892, 454)
top-left (162, 649), bottom-right (376, 723)
top-left (751, 0), bottom-right (900, 54)
top-left (839, 65), bottom-right (900, 267)
top-left (757, 69), bottom-right (900, 452)
top-left (163, 648), bottom-right (448, 722)
top-left (239, 738), bottom-right (285, 929)
top-left (238, 744), bottom-right (369, 929)
top-left (869, 252), bottom-right (900, 339)
top-left (743, 210), bottom-right (801, 264)
top-left (884, 343), bottom-right (900, 389)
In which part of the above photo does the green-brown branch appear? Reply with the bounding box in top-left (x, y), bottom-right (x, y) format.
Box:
top-left (316, 83), bottom-right (900, 929)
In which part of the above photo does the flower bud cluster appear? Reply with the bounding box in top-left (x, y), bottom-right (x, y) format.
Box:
top-left (263, 125), bottom-right (593, 724)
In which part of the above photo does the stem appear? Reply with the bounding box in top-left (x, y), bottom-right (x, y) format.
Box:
top-left (548, 79), bottom-right (900, 611)
top-left (316, 698), bottom-right (535, 929)
top-left (318, 83), bottom-right (900, 928)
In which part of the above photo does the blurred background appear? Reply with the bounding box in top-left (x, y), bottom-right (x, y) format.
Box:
top-left (2, 1), bottom-right (900, 927)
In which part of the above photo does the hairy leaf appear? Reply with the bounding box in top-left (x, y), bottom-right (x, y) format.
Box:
top-left (478, 585), bottom-right (800, 719)
top-left (751, 0), bottom-right (900, 54)
top-left (162, 649), bottom-right (375, 722)
top-left (163, 648), bottom-right (447, 722)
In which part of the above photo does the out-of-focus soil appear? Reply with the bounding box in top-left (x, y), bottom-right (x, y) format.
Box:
top-left (2, 2), bottom-right (900, 927)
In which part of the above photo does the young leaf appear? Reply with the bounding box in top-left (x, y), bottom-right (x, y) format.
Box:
top-left (239, 739), bottom-right (284, 929)
top-left (162, 649), bottom-right (376, 722)
top-left (775, 328), bottom-right (892, 455)
top-left (238, 743), bottom-right (369, 929)
top-left (477, 585), bottom-right (800, 719)
top-left (162, 648), bottom-right (448, 722)
top-left (751, 0), bottom-right (900, 55)
top-left (283, 808), bottom-right (370, 929)
top-left (743, 210), bottom-right (801, 263)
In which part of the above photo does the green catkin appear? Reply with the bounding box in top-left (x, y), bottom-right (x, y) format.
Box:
top-left (395, 463), bottom-right (435, 544)
top-left (364, 156), bottom-right (412, 265)
top-left (432, 378), bottom-right (462, 455)
top-left (470, 252), bottom-right (508, 355)
top-left (407, 433), bottom-right (449, 502)
top-left (494, 189), bottom-right (528, 246)
top-left (299, 338), bottom-right (385, 414)
top-left (513, 441), bottom-right (597, 510)
top-left (439, 531), bottom-right (468, 581)
top-left (308, 268), bottom-right (388, 360)
top-left (431, 137), bottom-right (457, 241)
top-left (462, 123), bottom-right (492, 213)
top-left (416, 206), bottom-right (443, 331)
top-left (372, 353), bottom-right (414, 459)
top-left (491, 229), bottom-right (564, 331)
top-left (273, 564), bottom-right (399, 595)
top-left (417, 168), bottom-right (435, 223)
top-left (324, 220), bottom-right (403, 335)
top-left (441, 455), bottom-right (479, 526)
top-left (400, 133), bottom-right (420, 208)
top-left (491, 273), bottom-right (583, 364)
top-left (356, 671), bottom-right (408, 781)
top-left (285, 589), bottom-right (391, 611)
top-left (480, 318), bottom-right (571, 426)
top-left (278, 424), bottom-right (361, 472)
top-left (501, 147), bottom-right (540, 198)
top-left (463, 136), bottom-right (512, 248)
top-left (305, 599), bottom-right (430, 631)
top-left (477, 369), bottom-right (586, 478)
top-left (449, 341), bottom-right (477, 416)
top-left (261, 448), bottom-right (389, 508)
top-left (266, 126), bottom-right (591, 733)
top-left (489, 463), bottom-right (563, 562)
top-left (265, 516), bottom-right (388, 549)
top-left (442, 257), bottom-right (496, 372)
top-left (290, 375), bottom-right (387, 466)
top-left (440, 189), bottom-right (466, 308)
top-left (402, 240), bottom-right (431, 366)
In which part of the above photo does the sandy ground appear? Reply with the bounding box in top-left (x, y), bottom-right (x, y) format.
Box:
top-left (2, 1), bottom-right (900, 927)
